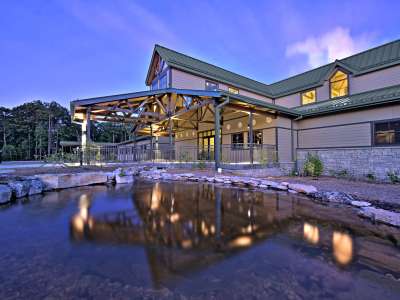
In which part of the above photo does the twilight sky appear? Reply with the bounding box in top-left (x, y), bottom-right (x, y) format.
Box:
top-left (1, 0), bottom-right (399, 108)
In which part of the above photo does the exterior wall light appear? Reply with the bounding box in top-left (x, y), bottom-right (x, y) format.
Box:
top-left (265, 117), bottom-right (272, 124)
top-left (238, 121), bottom-right (243, 129)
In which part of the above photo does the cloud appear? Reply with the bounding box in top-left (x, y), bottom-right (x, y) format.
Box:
top-left (286, 27), bottom-right (374, 68)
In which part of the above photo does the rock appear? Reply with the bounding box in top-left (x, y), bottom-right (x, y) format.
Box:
top-left (350, 200), bottom-right (371, 208)
top-left (115, 174), bottom-right (134, 184)
top-left (261, 180), bottom-right (279, 188)
top-left (314, 191), bottom-right (354, 204)
top-left (288, 189), bottom-right (298, 194)
top-left (359, 207), bottom-right (400, 227)
top-left (0, 184), bottom-right (12, 204)
top-left (8, 180), bottom-right (30, 198)
top-left (258, 184), bottom-right (269, 189)
top-left (28, 179), bottom-right (44, 195)
top-left (288, 183), bottom-right (317, 195)
top-left (36, 172), bottom-right (108, 190)
top-left (273, 185), bottom-right (288, 191)
top-left (281, 182), bottom-right (290, 187)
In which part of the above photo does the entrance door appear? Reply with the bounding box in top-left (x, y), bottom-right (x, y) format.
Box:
top-left (201, 136), bottom-right (214, 160)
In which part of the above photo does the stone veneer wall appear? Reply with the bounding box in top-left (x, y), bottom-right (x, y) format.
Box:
top-left (297, 147), bottom-right (400, 181)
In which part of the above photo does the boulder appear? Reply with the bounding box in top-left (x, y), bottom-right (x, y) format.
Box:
top-left (288, 183), bottom-right (317, 195)
top-left (350, 200), bottom-right (371, 208)
top-left (358, 207), bottom-right (400, 227)
top-left (314, 191), bottom-right (354, 204)
top-left (36, 172), bottom-right (108, 190)
top-left (8, 180), bottom-right (30, 198)
top-left (0, 184), bottom-right (12, 204)
top-left (273, 185), bottom-right (288, 191)
top-left (261, 180), bottom-right (279, 188)
top-left (28, 179), bottom-right (44, 195)
top-left (115, 174), bottom-right (134, 184)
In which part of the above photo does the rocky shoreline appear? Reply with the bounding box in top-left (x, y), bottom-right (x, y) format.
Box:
top-left (1, 166), bottom-right (400, 228)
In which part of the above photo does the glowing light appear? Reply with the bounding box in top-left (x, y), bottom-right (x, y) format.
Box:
top-left (210, 225), bottom-right (216, 234)
top-left (170, 213), bottom-right (180, 223)
top-left (238, 121), bottom-right (243, 129)
top-left (226, 124), bottom-right (231, 130)
top-left (252, 119), bottom-right (256, 126)
top-left (265, 117), bottom-right (272, 124)
top-left (229, 236), bottom-right (252, 248)
top-left (181, 239), bottom-right (193, 249)
top-left (332, 231), bottom-right (353, 265)
top-left (150, 183), bottom-right (161, 210)
top-left (303, 222), bottom-right (319, 244)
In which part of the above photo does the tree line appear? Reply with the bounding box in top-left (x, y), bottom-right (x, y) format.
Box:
top-left (0, 100), bottom-right (132, 161)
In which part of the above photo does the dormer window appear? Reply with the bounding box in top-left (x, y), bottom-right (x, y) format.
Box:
top-left (301, 89), bottom-right (316, 105)
top-left (205, 81), bottom-right (218, 91)
top-left (228, 87), bottom-right (239, 94)
top-left (330, 70), bottom-right (349, 98)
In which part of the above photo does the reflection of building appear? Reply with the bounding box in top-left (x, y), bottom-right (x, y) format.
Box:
top-left (69, 182), bottom-right (400, 287)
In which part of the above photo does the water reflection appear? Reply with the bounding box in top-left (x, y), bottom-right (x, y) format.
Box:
top-left (333, 231), bottom-right (353, 266)
top-left (303, 222), bottom-right (319, 245)
top-left (68, 181), bottom-right (400, 288)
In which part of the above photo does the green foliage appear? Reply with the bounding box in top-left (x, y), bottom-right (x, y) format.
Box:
top-left (387, 171), bottom-right (400, 184)
top-left (303, 153), bottom-right (324, 178)
top-left (365, 172), bottom-right (375, 181)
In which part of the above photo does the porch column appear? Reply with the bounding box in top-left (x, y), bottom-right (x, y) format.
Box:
top-left (150, 124), bottom-right (153, 161)
top-left (248, 111), bottom-right (254, 164)
top-left (81, 108), bottom-right (91, 165)
top-left (169, 118), bottom-right (173, 160)
top-left (214, 102), bottom-right (221, 170)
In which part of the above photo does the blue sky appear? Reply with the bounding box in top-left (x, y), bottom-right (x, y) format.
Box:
top-left (1, 0), bottom-right (399, 108)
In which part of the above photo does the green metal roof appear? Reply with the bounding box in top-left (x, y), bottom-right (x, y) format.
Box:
top-left (153, 45), bottom-right (273, 97)
top-left (294, 84), bottom-right (400, 117)
top-left (153, 39), bottom-right (400, 98)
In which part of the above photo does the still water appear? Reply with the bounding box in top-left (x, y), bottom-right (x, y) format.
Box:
top-left (1, 180), bottom-right (400, 299)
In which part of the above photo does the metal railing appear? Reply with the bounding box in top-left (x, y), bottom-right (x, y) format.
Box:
top-left (57, 143), bottom-right (278, 165)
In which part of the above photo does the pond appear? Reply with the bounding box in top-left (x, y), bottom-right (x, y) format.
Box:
top-left (1, 179), bottom-right (400, 299)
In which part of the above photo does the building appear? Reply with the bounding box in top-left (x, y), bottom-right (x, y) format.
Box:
top-left (71, 39), bottom-right (400, 180)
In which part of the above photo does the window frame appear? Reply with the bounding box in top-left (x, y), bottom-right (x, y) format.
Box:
top-left (329, 69), bottom-right (349, 99)
top-left (205, 80), bottom-right (219, 91)
top-left (228, 86), bottom-right (239, 94)
top-left (247, 130), bottom-right (263, 145)
top-left (300, 89), bottom-right (317, 106)
top-left (373, 118), bottom-right (400, 146)
top-left (231, 132), bottom-right (244, 149)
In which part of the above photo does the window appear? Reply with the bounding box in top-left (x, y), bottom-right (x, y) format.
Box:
top-left (248, 130), bottom-right (263, 145)
top-left (330, 70), bottom-right (348, 98)
top-left (205, 81), bottom-right (218, 91)
top-left (374, 120), bottom-right (400, 145)
top-left (228, 87), bottom-right (239, 94)
top-left (301, 89), bottom-right (316, 105)
top-left (232, 132), bottom-right (244, 149)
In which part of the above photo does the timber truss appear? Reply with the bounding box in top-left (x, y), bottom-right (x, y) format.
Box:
top-left (71, 88), bottom-right (299, 136)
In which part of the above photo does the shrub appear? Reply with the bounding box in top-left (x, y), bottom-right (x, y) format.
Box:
top-left (387, 171), bottom-right (400, 184)
top-left (365, 172), bottom-right (375, 181)
top-left (303, 153), bottom-right (324, 178)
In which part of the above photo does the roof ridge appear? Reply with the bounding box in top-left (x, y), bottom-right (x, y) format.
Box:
top-left (339, 38), bottom-right (400, 63)
top-left (155, 44), bottom-right (271, 91)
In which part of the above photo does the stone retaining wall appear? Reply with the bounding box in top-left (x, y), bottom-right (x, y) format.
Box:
top-left (297, 147), bottom-right (400, 181)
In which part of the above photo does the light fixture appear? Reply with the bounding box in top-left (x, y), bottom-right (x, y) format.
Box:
top-left (238, 121), bottom-right (243, 129)
top-left (252, 119), bottom-right (257, 126)
top-left (226, 124), bottom-right (231, 130)
top-left (265, 117), bottom-right (272, 124)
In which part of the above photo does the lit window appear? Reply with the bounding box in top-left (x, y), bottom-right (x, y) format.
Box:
top-left (301, 89), bottom-right (316, 105)
top-left (232, 132), bottom-right (244, 149)
top-left (330, 70), bottom-right (348, 98)
top-left (205, 81), bottom-right (218, 91)
top-left (228, 87), bottom-right (239, 94)
top-left (248, 130), bottom-right (263, 144)
top-left (374, 120), bottom-right (400, 145)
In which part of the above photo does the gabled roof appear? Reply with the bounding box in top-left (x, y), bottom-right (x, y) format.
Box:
top-left (293, 83), bottom-right (400, 117)
top-left (152, 39), bottom-right (400, 99)
top-left (151, 45), bottom-right (273, 97)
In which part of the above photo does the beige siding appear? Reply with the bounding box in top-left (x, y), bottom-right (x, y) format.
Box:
top-left (351, 65), bottom-right (400, 94)
top-left (263, 128), bottom-right (276, 145)
top-left (297, 105), bottom-right (400, 129)
top-left (275, 93), bottom-right (300, 108)
top-left (171, 68), bottom-right (272, 103)
top-left (277, 128), bottom-right (292, 162)
top-left (298, 123), bottom-right (371, 148)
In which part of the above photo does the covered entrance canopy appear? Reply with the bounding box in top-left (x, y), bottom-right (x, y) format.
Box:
top-left (71, 88), bottom-right (299, 167)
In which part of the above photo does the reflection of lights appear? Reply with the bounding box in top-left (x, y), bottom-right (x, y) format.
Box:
top-left (303, 223), bottom-right (319, 245)
top-left (151, 183), bottom-right (161, 210)
top-left (72, 215), bottom-right (85, 233)
top-left (201, 221), bottom-right (209, 236)
top-left (210, 225), bottom-right (216, 234)
top-left (170, 213), bottom-right (180, 223)
top-left (247, 209), bottom-right (251, 218)
top-left (79, 194), bottom-right (90, 221)
top-left (181, 239), bottom-right (192, 249)
top-left (333, 231), bottom-right (353, 266)
top-left (229, 236), bottom-right (252, 248)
